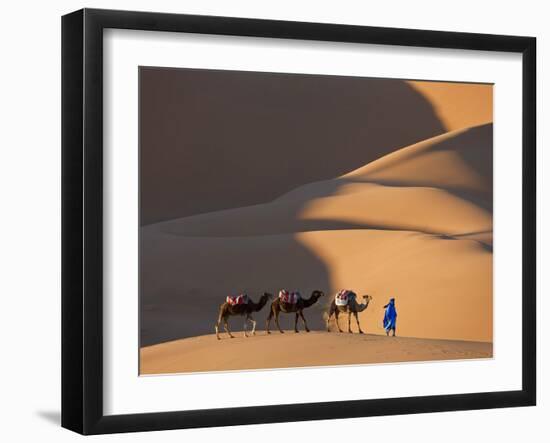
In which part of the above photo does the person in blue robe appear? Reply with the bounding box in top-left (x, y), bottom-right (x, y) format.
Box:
top-left (383, 298), bottom-right (397, 336)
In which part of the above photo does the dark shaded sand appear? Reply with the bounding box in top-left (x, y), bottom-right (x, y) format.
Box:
top-left (140, 332), bottom-right (492, 375)
top-left (140, 72), bottom-right (448, 225)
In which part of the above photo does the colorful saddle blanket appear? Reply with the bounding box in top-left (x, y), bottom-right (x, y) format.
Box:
top-left (279, 290), bottom-right (301, 304)
top-left (226, 294), bottom-right (249, 306)
top-left (335, 290), bottom-right (352, 306)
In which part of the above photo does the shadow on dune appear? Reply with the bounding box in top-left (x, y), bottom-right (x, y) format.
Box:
top-left (139, 230), bottom-right (332, 347)
top-left (432, 233), bottom-right (492, 252)
top-left (140, 68), bottom-right (446, 225)
top-left (158, 216), bottom-right (492, 246)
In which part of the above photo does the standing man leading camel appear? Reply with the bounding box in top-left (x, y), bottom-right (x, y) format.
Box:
top-left (383, 298), bottom-right (397, 336)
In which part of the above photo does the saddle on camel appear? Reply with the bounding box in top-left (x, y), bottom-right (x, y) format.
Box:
top-left (278, 289), bottom-right (301, 304)
top-left (335, 289), bottom-right (353, 306)
top-left (226, 293), bottom-right (249, 306)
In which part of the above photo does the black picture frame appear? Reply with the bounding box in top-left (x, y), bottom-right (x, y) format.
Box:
top-left (62, 8), bottom-right (536, 435)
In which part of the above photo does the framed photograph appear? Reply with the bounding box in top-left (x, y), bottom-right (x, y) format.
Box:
top-left (62, 8), bottom-right (536, 434)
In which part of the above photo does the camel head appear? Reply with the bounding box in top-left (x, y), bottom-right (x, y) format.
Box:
top-left (311, 290), bottom-right (324, 299)
top-left (353, 294), bottom-right (373, 313)
top-left (302, 290), bottom-right (324, 308)
top-left (258, 292), bottom-right (273, 304)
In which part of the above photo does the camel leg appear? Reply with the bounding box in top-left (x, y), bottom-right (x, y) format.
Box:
top-left (327, 304), bottom-right (335, 332)
top-left (294, 313), bottom-right (300, 333)
top-left (266, 306), bottom-right (274, 334)
top-left (353, 311), bottom-right (364, 334)
top-left (243, 315), bottom-right (248, 338)
top-left (275, 310), bottom-right (284, 334)
top-left (215, 307), bottom-right (225, 340)
top-left (248, 315), bottom-right (257, 336)
top-left (299, 310), bottom-right (310, 332)
top-left (334, 310), bottom-right (343, 333)
top-left (348, 311), bottom-right (352, 333)
top-left (223, 318), bottom-right (234, 339)
top-left (215, 318), bottom-right (221, 340)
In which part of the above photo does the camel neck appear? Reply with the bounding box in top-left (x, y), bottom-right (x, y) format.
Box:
top-left (252, 296), bottom-right (268, 311)
top-left (303, 295), bottom-right (319, 308)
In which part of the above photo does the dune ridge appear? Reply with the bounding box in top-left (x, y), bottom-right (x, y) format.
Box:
top-left (150, 124), bottom-right (492, 243)
top-left (407, 80), bottom-right (493, 132)
top-left (140, 332), bottom-right (493, 375)
top-left (140, 72), bottom-right (450, 225)
top-left (343, 123), bottom-right (492, 196)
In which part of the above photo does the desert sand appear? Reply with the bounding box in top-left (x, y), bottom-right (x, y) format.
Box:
top-left (141, 73), bottom-right (491, 224)
top-left (407, 80), bottom-right (493, 131)
top-left (140, 78), bottom-right (493, 373)
top-left (141, 123), bottom-right (493, 348)
top-left (140, 332), bottom-right (493, 375)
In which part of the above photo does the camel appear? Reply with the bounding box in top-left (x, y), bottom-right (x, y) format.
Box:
top-left (215, 293), bottom-right (273, 340)
top-left (266, 290), bottom-right (324, 334)
top-left (326, 292), bottom-right (372, 334)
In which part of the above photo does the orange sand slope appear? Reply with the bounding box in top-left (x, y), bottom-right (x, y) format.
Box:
top-left (407, 81), bottom-right (493, 131)
top-left (154, 124), bottom-right (492, 240)
top-left (141, 123), bottom-right (493, 347)
top-left (140, 332), bottom-right (493, 375)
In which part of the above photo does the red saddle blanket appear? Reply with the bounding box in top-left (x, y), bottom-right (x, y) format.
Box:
top-left (335, 290), bottom-right (351, 306)
top-left (279, 290), bottom-right (300, 304)
top-left (226, 294), bottom-right (249, 306)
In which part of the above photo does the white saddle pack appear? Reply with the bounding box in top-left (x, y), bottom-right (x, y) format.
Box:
top-left (335, 290), bottom-right (351, 306)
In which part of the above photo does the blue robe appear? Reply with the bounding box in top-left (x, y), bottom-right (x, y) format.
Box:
top-left (383, 300), bottom-right (397, 331)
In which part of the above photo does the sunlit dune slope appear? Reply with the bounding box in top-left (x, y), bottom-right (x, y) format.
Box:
top-left (152, 124), bottom-right (492, 243)
top-left (342, 123), bottom-right (492, 196)
top-left (407, 81), bottom-right (493, 131)
top-left (141, 332), bottom-right (493, 375)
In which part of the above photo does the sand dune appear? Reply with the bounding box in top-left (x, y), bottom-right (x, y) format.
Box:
top-left (153, 124), bottom-right (492, 241)
top-left (141, 123), bottom-right (493, 349)
top-left (407, 81), bottom-right (493, 131)
top-left (154, 183), bottom-right (490, 240)
top-left (140, 332), bottom-right (492, 375)
top-left (141, 72), bottom-right (450, 225)
top-left (141, 227), bottom-right (492, 346)
top-left (299, 229), bottom-right (492, 342)
top-left (141, 71), bottom-right (492, 225)
top-left (140, 229), bottom-right (332, 346)
top-left (343, 123), bottom-right (492, 197)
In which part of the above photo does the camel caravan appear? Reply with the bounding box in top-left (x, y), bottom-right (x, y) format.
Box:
top-left (215, 288), bottom-right (374, 340)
